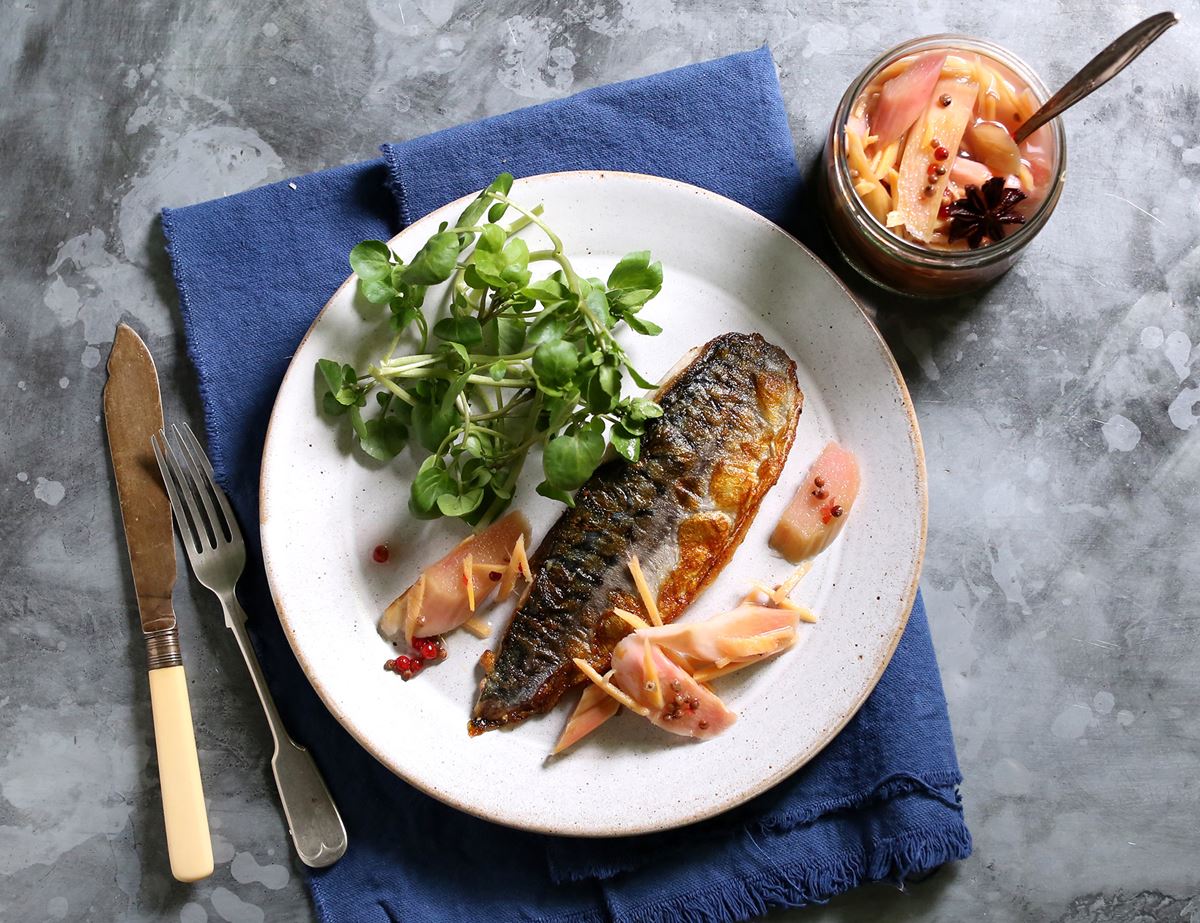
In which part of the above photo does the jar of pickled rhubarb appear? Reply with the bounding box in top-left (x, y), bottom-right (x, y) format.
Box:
top-left (819, 35), bottom-right (1066, 298)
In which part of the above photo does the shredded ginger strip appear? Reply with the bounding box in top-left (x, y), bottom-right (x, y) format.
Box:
top-left (572, 658), bottom-right (650, 717)
top-left (627, 556), bottom-right (663, 626)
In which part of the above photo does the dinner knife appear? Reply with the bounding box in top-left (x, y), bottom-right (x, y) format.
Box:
top-left (104, 323), bottom-right (214, 883)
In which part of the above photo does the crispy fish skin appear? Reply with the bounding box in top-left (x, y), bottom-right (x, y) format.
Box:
top-left (469, 332), bottom-right (802, 735)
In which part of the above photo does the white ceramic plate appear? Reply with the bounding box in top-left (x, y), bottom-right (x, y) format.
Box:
top-left (260, 171), bottom-right (925, 837)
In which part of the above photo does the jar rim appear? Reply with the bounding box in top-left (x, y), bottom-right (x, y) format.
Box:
top-left (831, 33), bottom-right (1066, 268)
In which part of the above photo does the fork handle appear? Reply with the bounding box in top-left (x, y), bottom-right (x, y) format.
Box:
top-left (218, 592), bottom-right (348, 868)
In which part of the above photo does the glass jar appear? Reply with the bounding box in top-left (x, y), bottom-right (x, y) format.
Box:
top-left (819, 35), bottom-right (1067, 298)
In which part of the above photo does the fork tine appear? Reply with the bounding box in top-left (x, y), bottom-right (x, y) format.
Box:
top-left (169, 424), bottom-right (224, 548)
top-left (152, 430), bottom-right (203, 556)
top-left (178, 422), bottom-right (241, 543)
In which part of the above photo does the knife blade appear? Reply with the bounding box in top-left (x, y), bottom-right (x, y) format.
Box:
top-left (104, 322), bottom-right (213, 883)
top-left (104, 323), bottom-right (176, 635)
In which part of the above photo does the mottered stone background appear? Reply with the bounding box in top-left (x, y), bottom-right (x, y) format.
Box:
top-left (2, 1), bottom-right (1199, 921)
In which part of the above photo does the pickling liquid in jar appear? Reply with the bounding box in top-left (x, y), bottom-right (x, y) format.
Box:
top-left (820, 36), bottom-right (1066, 297)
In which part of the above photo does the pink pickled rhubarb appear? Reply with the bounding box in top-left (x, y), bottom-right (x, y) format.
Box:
top-left (610, 637), bottom-right (736, 740)
top-left (632, 604), bottom-right (800, 665)
top-left (553, 682), bottom-right (621, 754)
top-left (948, 155), bottom-right (992, 189)
top-left (896, 76), bottom-right (978, 241)
top-left (770, 441), bottom-right (860, 563)
top-left (379, 511), bottom-right (530, 642)
top-left (872, 52), bottom-right (947, 146)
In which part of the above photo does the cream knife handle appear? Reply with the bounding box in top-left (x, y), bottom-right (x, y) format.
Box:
top-left (147, 664), bottom-right (214, 882)
top-left (219, 592), bottom-right (348, 868)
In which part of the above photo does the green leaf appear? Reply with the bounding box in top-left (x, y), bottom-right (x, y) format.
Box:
top-left (349, 241), bottom-right (393, 282)
top-left (348, 404), bottom-right (370, 442)
top-left (359, 415), bottom-right (408, 460)
top-left (623, 313), bottom-right (663, 336)
top-left (389, 395), bottom-right (414, 425)
top-left (619, 415), bottom-right (645, 436)
top-left (584, 286), bottom-right (614, 329)
top-left (628, 397), bottom-right (663, 420)
top-left (318, 359), bottom-right (345, 395)
top-left (626, 362), bottom-right (657, 390)
top-left (474, 231), bottom-right (530, 288)
top-left (391, 283), bottom-right (426, 313)
top-left (543, 427), bottom-right (605, 491)
top-left (322, 392), bottom-right (349, 416)
top-left (533, 339), bottom-right (579, 389)
top-left (475, 223), bottom-right (506, 253)
top-left (402, 231), bottom-right (461, 285)
top-left (486, 173), bottom-right (514, 197)
top-left (389, 304), bottom-right (424, 335)
top-left (317, 359), bottom-right (363, 406)
top-left (412, 401), bottom-right (458, 453)
top-left (433, 315), bottom-right (483, 348)
top-left (500, 238), bottom-right (529, 281)
top-left (596, 364), bottom-right (620, 396)
top-left (527, 307), bottom-right (570, 345)
top-left (436, 487), bottom-right (484, 518)
top-left (610, 288), bottom-right (658, 310)
top-left (462, 433), bottom-right (492, 460)
top-left (497, 315), bottom-right (526, 355)
top-left (360, 278), bottom-right (398, 305)
top-left (611, 424), bottom-right (641, 462)
top-left (608, 251), bottom-right (663, 293)
top-left (489, 361), bottom-right (508, 381)
top-left (440, 340), bottom-right (472, 369)
top-left (522, 278), bottom-right (568, 305)
top-left (455, 192), bottom-right (490, 236)
top-left (410, 462), bottom-right (455, 519)
top-left (535, 481), bottom-right (575, 506)
top-left (462, 264), bottom-right (489, 291)
top-left (461, 457), bottom-right (492, 484)
top-left (586, 363), bottom-right (620, 413)
top-left (487, 200), bottom-right (509, 222)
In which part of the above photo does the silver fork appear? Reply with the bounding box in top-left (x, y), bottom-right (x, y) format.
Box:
top-left (152, 422), bottom-right (347, 868)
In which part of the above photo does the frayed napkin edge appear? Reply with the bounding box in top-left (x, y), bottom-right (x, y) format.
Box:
top-left (614, 818), bottom-right (973, 923)
top-left (160, 206), bottom-right (232, 485)
top-left (550, 768), bottom-right (965, 884)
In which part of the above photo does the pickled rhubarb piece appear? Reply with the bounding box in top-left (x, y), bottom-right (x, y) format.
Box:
top-left (553, 682), bottom-right (621, 754)
top-left (379, 511), bottom-right (531, 642)
top-left (770, 441), bottom-right (860, 563)
top-left (632, 604), bottom-right (801, 665)
top-left (949, 155), bottom-right (992, 189)
top-left (609, 638), bottom-right (736, 740)
top-left (872, 52), bottom-right (947, 146)
top-left (896, 77), bottom-right (978, 241)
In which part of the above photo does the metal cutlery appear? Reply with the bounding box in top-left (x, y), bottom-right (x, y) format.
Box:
top-left (104, 324), bottom-right (214, 883)
top-left (1014, 11), bottom-right (1178, 145)
top-left (152, 422), bottom-right (348, 868)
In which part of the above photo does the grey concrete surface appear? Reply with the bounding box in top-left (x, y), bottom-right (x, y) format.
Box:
top-left (3, 1), bottom-right (1199, 921)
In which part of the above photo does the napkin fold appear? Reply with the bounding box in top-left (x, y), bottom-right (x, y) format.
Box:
top-left (161, 47), bottom-right (970, 923)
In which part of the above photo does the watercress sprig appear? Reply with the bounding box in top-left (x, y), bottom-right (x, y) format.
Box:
top-left (317, 173), bottom-right (664, 525)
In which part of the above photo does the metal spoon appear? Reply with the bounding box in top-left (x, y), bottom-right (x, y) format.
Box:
top-left (1014, 11), bottom-right (1178, 144)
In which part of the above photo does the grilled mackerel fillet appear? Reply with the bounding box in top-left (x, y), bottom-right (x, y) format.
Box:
top-left (470, 332), bottom-right (802, 735)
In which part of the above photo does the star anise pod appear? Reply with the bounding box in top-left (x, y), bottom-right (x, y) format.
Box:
top-left (946, 176), bottom-right (1026, 249)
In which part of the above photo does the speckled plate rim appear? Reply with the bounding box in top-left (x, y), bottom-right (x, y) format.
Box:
top-left (259, 170), bottom-right (927, 837)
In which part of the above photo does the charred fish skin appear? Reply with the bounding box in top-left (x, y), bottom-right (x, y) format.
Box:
top-left (470, 332), bottom-right (802, 735)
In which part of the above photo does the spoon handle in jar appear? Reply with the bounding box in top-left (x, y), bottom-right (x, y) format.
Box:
top-left (1014, 11), bottom-right (1178, 144)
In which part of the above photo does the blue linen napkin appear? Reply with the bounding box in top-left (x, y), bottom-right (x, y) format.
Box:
top-left (161, 47), bottom-right (970, 923)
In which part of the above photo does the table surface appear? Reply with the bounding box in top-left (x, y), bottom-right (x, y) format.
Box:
top-left (3, 2), bottom-right (1199, 921)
